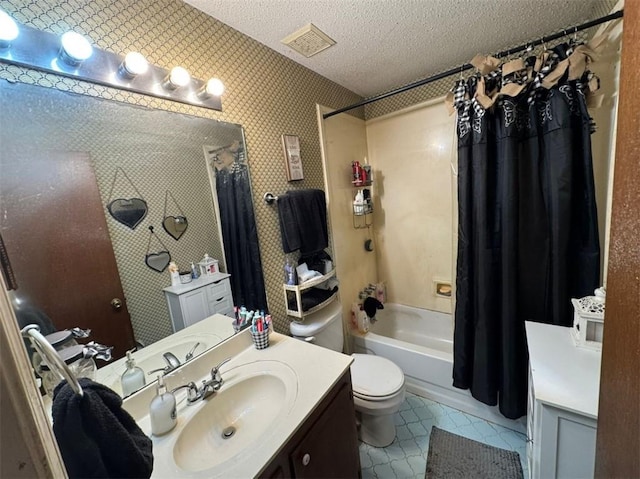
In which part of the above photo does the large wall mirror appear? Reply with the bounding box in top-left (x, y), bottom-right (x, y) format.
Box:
top-left (0, 81), bottom-right (267, 372)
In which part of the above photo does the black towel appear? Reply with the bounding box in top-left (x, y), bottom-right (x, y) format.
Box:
top-left (52, 378), bottom-right (153, 479)
top-left (363, 297), bottom-right (384, 319)
top-left (277, 189), bottom-right (328, 254)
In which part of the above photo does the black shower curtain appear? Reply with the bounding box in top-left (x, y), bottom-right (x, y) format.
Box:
top-left (216, 161), bottom-right (268, 312)
top-left (452, 46), bottom-right (600, 419)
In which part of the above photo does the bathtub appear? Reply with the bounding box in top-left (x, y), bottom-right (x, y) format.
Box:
top-left (352, 303), bottom-right (525, 433)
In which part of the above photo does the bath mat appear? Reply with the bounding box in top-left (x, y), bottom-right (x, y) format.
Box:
top-left (425, 427), bottom-right (523, 479)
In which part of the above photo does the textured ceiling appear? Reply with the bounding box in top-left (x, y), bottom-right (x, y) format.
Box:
top-left (184, 0), bottom-right (616, 97)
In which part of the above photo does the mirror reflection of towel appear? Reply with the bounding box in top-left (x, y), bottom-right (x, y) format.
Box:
top-left (52, 378), bottom-right (153, 478)
top-left (277, 189), bottom-right (328, 254)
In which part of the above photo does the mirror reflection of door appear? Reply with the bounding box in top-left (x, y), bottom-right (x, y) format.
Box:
top-left (0, 149), bottom-right (136, 360)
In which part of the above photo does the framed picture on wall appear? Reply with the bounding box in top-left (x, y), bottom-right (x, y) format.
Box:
top-left (282, 134), bottom-right (304, 181)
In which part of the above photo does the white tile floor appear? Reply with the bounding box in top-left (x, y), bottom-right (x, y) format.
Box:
top-left (359, 393), bottom-right (528, 479)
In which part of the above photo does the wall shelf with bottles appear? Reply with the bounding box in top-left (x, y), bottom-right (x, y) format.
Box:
top-left (283, 268), bottom-right (338, 318)
top-left (351, 160), bottom-right (374, 229)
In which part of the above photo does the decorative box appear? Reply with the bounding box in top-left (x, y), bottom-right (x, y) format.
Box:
top-left (197, 254), bottom-right (219, 277)
top-left (571, 287), bottom-right (605, 351)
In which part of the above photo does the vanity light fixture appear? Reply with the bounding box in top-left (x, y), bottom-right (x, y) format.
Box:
top-left (119, 51), bottom-right (149, 78)
top-left (0, 9), bottom-right (19, 48)
top-left (198, 77), bottom-right (225, 98)
top-left (164, 66), bottom-right (191, 89)
top-left (0, 12), bottom-right (223, 111)
top-left (59, 31), bottom-right (93, 66)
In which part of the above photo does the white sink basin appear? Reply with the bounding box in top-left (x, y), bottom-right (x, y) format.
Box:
top-left (172, 360), bottom-right (298, 473)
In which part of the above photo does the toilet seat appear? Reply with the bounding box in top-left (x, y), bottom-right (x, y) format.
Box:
top-left (350, 353), bottom-right (404, 401)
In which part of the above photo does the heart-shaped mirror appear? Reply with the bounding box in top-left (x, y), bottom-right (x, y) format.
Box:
top-left (163, 215), bottom-right (188, 240)
top-left (107, 198), bottom-right (148, 230)
top-left (145, 251), bottom-right (171, 273)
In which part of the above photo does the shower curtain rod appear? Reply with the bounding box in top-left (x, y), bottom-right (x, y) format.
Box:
top-left (323, 9), bottom-right (624, 120)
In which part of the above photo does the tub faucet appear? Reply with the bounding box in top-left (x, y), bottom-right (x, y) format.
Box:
top-left (147, 352), bottom-right (182, 376)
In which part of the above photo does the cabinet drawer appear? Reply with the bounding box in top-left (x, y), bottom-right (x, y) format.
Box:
top-left (210, 295), bottom-right (233, 314)
top-left (205, 278), bottom-right (230, 301)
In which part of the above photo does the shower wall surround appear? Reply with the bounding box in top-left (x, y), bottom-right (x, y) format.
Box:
top-left (366, 99), bottom-right (456, 313)
top-left (0, 0), bottom-right (362, 339)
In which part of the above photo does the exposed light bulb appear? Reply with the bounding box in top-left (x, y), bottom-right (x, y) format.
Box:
top-left (120, 51), bottom-right (149, 77)
top-left (166, 66), bottom-right (190, 89)
top-left (205, 77), bottom-right (224, 96)
top-left (0, 9), bottom-right (19, 47)
top-left (59, 31), bottom-right (93, 65)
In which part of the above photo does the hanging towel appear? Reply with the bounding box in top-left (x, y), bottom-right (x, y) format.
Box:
top-left (363, 297), bottom-right (384, 319)
top-left (277, 189), bottom-right (328, 255)
top-left (52, 378), bottom-right (153, 479)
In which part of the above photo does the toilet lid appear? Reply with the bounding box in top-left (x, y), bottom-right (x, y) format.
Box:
top-left (350, 353), bottom-right (404, 399)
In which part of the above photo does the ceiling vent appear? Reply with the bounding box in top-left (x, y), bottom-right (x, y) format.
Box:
top-left (281, 23), bottom-right (336, 58)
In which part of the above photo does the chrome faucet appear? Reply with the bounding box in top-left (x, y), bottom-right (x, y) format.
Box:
top-left (147, 352), bottom-right (182, 376)
top-left (173, 358), bottom-right (231, 405)
top-left (185, 342), bottom-right (201, 362)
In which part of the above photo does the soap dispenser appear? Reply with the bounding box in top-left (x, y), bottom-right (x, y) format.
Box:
top-left (149, 375), bottom-right (177, 436)
top-left (121, 349), bottom-right (146, 397)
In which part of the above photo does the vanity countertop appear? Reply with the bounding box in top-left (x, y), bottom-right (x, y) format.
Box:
top-left (96, 314), bottom-right (235, 396)
top-left (526, 321), bottom-right (602, 419)
top-left (122, 329), bottom-right (354, 478)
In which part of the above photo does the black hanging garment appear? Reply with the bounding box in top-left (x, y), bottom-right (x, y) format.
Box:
top-left (452, 45), bottom-right (600, 419)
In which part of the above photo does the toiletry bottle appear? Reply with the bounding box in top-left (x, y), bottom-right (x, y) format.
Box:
top-left (354, 190), bottom-right (365, 215)
top-left (357, 307), bottom-right (369, 333)
top-left (121, 349), bottom-right (146, 397)
top-left (149, 375), bottom-right (177, 436)
top-left (284, 257), bottom-right (296, 285)
top-left (352, 161), bottom-right (362, 186)
top-left (376, 282), bottom-right (386, 303)
top-left (168, 261), bottom-right (180, 287)
top-left (190, 261), bottom-right (200, 279)
top-left (362, 157), bottom-right (372, 185)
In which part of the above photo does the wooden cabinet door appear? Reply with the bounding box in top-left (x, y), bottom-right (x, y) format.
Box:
top-left (0, 149), bottom-right (135, 360)
top-left (290, 382), bottom-right (361, 478)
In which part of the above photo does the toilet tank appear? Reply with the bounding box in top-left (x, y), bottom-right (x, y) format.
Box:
top-left (289, 299), bottom-right (344, 352)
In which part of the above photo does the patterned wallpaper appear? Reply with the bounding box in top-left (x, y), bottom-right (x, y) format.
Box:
top-left (0, 0), bottom-right (363, 340)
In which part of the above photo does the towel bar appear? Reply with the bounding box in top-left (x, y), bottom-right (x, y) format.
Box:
top-left (264, 192), bottom-right (279, 204)
top-left (22, 324), bottom-right (84, 397)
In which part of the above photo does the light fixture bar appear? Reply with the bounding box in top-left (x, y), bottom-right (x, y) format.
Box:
top-left (0, 19), bottom-right (222, 112)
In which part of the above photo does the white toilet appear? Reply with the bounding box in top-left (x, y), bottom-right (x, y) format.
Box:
top-left (290, 300), bottom-right (405, 447)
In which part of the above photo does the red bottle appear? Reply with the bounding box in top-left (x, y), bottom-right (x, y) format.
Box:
top-left (352, 161), bottom-right (362, 186)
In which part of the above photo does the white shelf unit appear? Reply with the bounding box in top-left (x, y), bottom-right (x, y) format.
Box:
top-left (283, 269), bottom-right (337, 318)
top-left (163, 273), bottom-right (234, 332)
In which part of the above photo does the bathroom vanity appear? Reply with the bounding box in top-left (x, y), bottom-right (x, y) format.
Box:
top-left (526, 322), bottom-right (601, 479)
top-left (259, 369), bottom-right (360, 478)
top-left (121, 325), bottom-right (361, 478)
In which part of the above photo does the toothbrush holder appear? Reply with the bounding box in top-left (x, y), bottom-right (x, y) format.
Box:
top-left (251, 329), bottom-right (270, 350)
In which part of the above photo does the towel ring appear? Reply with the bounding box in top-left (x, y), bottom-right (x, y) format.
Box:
top-left (22, 324), bottom-right (84, 397)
